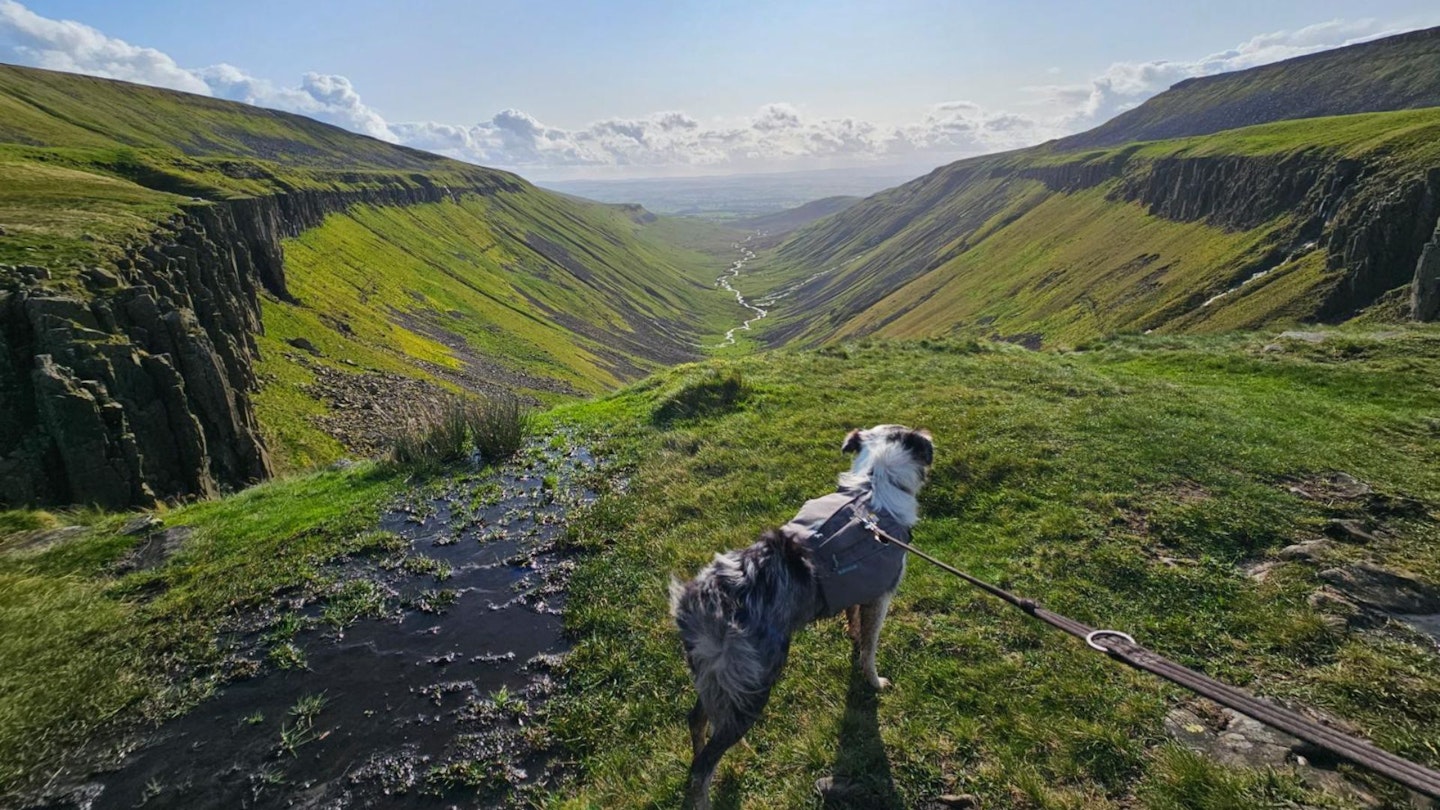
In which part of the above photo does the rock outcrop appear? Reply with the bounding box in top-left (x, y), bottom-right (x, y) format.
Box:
top-left (0, 179), bottom-right (517, 509)
top-left (1035, 152), bottom-right (1440, 321)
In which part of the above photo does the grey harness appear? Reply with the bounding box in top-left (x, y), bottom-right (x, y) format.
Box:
top-left (781, 485), bottom-right (910, 618)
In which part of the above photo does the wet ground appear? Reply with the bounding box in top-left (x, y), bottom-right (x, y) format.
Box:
top-left (57, 437), bottom-right (601, 810)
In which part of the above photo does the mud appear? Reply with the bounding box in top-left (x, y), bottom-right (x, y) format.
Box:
top-left (49, 437), bottom-right (601, 809)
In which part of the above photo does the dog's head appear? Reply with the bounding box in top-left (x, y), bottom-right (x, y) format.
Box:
top-left (839, 425), bottom-right (933, 517)
top-left (842, 424), bottom-right (934, 468)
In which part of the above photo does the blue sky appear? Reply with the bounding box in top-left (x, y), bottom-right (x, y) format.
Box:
top-left (3, 1), bottom-right (1439, 179)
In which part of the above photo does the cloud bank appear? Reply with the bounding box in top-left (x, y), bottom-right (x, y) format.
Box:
top-left (0, 2), bottom-right (1424, 177)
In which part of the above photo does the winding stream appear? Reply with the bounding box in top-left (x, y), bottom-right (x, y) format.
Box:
top-left (715, 233), bottom-right (768, 347)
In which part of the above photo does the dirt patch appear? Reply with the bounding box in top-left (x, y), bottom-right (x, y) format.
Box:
top-left (1283, 471), bottom-right (1372, 503)
top-left (113, 526), bottom-right (193, 574)
top-left (300, 357), bottom-right (459, 456)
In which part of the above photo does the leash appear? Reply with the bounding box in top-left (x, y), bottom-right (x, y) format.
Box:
top-left (857, 515), bottom-right (1440, 799)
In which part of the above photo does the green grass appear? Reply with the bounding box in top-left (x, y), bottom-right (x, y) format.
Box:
top-left (0, 462), bottom-right (408, 798)
top-left (1058, 29), bottom-right (1440, 150)
top-left (545, 327), bottom-right (1440, 808)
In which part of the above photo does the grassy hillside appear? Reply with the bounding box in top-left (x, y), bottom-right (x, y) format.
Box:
top-left (5, 327), bottom-right (1438, 807)
top-left (0, 64), bottom-right (748, 472)
top-left (755, 106), bottom-right (1440, 349)
top-left (254, 196), bottom-right (739, 470)
top-left (0, 63), bottom-right (496, 281)
top-left (551, 327), bottom-right (1440, 808)
top-left (1057, 26), bottom-right (1440, 150)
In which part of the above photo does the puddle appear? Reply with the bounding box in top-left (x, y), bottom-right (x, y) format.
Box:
top-left (53, 438), bottom-right (600, 809)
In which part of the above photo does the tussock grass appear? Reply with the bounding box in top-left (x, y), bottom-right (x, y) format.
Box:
top-left (387, 396), bottom-right (532, 469)
top-left (546, 330), bottom-right (1440, 808)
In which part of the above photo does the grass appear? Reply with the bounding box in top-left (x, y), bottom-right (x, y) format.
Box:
top-left (253, 194), bottom-right (743, 470)
top-left (0, 63), bottom-right (750, 478)
top-left (388, 396), bottom-right (532, 469)
top-left (544, 328), bottom-right (1440, 808)
top-left (1058, 29), bottom-right (1440, 150)
top-left (278, 693), bottom-right (328, 758)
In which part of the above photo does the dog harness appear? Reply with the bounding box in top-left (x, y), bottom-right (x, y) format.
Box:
top-left (782, 485), bottom-right (910, 618)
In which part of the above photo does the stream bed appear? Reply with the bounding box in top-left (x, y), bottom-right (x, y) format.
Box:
top-left (60, 437), bottom-right (601, 810)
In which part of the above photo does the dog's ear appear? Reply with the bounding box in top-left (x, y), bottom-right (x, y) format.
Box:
top-left (841, 429), bottom-right (863, 454)
top-left (902, 430), bottom-right (934, 466)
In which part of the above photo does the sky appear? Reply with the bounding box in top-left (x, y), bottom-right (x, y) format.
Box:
top-left (2, 1), bottom-right (1438, 180)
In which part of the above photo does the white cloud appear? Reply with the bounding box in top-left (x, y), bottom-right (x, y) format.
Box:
top-left (0, 1), bottom-right (1432, 177)
top-left (0, 0), bottom-right (208, 94)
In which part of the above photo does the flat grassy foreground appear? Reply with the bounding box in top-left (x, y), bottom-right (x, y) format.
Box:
top-left (548, 328), bottom-right (1440, 808)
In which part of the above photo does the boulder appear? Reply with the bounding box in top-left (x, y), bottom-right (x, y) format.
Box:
top-left (1319, 563), bottom-right (1440, 615)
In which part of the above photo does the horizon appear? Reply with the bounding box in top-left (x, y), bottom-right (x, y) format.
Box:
top-left (3, 1), bottom-right (1440, 181)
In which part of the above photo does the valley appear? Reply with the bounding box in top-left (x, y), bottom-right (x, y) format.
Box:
top-left (2, 20), bottom-right (1440, 810)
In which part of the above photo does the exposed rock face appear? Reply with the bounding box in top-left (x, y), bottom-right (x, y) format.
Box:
top-left (0, 180), bottom-right (515, 509)
top-left (1036, 153), bottom-right (1440, 321)
top-left (1411, 212), bottom-right (1440, 320)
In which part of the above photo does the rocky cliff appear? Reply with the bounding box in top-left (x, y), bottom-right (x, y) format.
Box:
top-left (0, 178), bottom-right (517, 509)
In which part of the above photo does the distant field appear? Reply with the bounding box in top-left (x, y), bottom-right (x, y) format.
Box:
top-left (540, 167), bottom-right (915, 219)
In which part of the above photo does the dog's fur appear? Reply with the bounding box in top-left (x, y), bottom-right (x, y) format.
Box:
top-left (669, 425), bottom-right (934, 809)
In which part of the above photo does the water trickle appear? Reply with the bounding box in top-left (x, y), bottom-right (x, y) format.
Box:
top-left (716, 233), bottom-right (768, 347)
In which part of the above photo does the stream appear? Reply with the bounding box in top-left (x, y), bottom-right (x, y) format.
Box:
top-left (54, 436), bottom-right (602, 810)
top-left (715, 233), bottom-right (768, 347)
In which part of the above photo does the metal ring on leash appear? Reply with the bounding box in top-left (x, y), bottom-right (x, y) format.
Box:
top-left (1085, 630), bottom-right (1136, 652)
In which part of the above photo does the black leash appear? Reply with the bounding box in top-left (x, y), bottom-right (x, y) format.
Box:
top-left (859, 516), bottom-right (1440, 799)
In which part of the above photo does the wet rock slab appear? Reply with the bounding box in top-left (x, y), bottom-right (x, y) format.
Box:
top-left (55, 438), bottom-right (600, 809)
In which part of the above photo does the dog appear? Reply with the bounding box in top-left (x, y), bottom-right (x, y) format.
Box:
top-left (669, 424), bottom-right (934, 808)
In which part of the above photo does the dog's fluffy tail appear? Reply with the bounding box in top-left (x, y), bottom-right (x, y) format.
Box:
top-left (671, 531), bottom-right (812, 723)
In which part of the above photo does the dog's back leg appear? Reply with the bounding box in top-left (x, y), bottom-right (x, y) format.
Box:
top-left (685, 703), bottom-right (764, 810)
top-left (687, 699), bottom-right (708, 759)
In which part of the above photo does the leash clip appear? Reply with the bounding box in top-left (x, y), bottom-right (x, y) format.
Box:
top-left (856, 510), bottom-right (887, 543)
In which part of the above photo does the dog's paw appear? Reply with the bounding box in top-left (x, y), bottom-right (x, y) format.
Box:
top-left (869, 675), bottom-right (892, 690)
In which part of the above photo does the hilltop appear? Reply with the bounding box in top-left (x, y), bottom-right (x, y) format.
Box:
top-left (1057, 26), bottom-right (1440, 150)
top-left (0, 64), bottom-right (743, 507)
top-left (749, 28), bottom-right (1440, 350)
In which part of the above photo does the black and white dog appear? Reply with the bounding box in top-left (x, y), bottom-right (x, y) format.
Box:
top-left (669, 425), bottom-right (934, 808)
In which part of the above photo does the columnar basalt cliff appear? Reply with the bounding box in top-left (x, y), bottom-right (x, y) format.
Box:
top-left (0, 179), bottom-right (518, 509)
